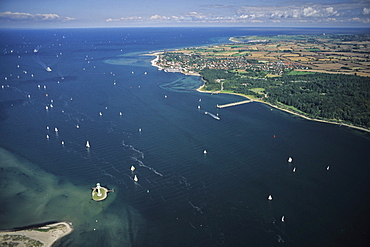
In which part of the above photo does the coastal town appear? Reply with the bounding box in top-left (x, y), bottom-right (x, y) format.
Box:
top-left (156, 48), bottom-right (308, 76)
top-left (154, 33), bottom-right (370, 77)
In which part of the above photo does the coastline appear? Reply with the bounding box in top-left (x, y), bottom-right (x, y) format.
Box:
top-left (197, 84), bottom-right (370, 133)
top-left (200, 85), bottom-right (370, 133)
top-left (0, 222), bottom-right (73, 247)
top-left (150, 53), bottom-right (369, 133)
top-left (148, 53), bottom-right (201, 76)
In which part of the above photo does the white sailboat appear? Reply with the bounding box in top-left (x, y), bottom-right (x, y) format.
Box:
top-left (281, 216), bottom-right (285, 222)
top-left (288, 157), bottom-right (293, 163)
top-left (130, 165), bottom-right (136, 172)
top-left (268, 195), bottom-right (273, 201)
top-left (203, 150), bottom-right (207, 154)
top-left (133, 175), bottom-right (138, 182)
top-left (326, 166), bottom-right (330, 171)
top-left (86, 141), bottom-right (90, 148)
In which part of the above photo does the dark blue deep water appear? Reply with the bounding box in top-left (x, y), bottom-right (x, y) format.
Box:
top-left (1, 27), bottom-right (370, 247)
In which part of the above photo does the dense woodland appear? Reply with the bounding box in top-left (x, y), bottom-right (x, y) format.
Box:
top-left (200, 68), bottom-right (370, 128)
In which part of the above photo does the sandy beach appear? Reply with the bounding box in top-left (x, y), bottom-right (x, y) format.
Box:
top-left (0, 222), bottom-right (73, 247)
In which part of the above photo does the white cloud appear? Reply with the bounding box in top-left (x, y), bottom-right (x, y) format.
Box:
top-left (303, 7), bottom-right (319, 17)
top-left (106, 16), bottom-right (143, 22)
top-left (103, 2), bottom-right (370, 26)
top-left (150, 15), bottom-right (171, 20)
top-left (0, 11), bottom-right (74, 22)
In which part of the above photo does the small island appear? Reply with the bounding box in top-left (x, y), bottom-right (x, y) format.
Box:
top-left (0, 222), bottom-right (73, 247)
top-left (91, 183), bottom-right (113, 201)
top-left (152, 33), bottom-right (370, 132)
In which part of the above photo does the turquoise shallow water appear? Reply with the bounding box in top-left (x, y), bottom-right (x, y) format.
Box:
top-left (0, 27), bottom-right (370, 247)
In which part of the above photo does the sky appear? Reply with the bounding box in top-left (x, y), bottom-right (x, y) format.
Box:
top-left (0, 0), bottom-right (369, 28)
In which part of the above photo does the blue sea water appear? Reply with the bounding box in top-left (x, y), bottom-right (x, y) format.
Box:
top-left (0, 27), bottom-right (370, 247)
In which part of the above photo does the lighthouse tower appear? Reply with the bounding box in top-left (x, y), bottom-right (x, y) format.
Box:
top-left (96, 183), bottom-right (102, 197)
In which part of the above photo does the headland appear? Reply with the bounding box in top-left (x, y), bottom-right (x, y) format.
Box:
top-left (149, 33), bottom-right (370, 133)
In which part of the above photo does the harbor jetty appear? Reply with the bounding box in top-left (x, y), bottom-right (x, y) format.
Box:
top-left (217, 99), bottom-right (253, 108)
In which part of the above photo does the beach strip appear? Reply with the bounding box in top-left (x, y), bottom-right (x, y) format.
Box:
top-left (0, 221), bottom-right (73, 247)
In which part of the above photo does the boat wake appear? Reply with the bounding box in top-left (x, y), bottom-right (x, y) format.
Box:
top-left (204, 111), bottom-right (220, 120)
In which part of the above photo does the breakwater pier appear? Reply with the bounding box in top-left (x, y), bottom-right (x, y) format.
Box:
top-left (216, 99), bottom-right (253, 108)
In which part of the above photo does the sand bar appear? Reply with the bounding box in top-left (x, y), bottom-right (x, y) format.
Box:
top-left (0, 221), bottom-right (73, 247)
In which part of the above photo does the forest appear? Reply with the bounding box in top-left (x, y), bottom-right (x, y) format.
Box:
top-left (200, 68), bottom-right (370, 129)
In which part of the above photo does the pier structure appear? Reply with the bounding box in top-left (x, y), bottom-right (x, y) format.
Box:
top-left (216, 99), bottom-right (253, 108)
